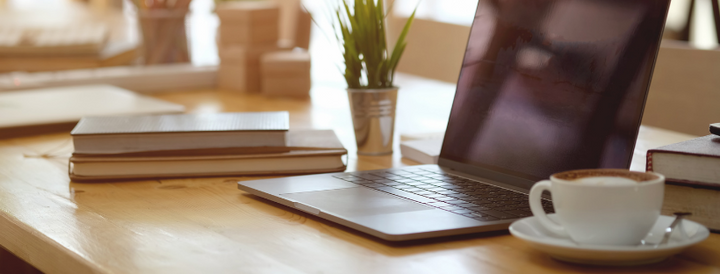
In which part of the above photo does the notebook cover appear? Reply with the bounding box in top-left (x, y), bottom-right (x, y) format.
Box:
top-left (71, 111), bottom-right (289, 135)
top-left (647, 135), bottom-right (720, 158)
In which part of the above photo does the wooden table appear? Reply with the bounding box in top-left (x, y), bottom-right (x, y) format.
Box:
top-left (0, 76), bottom-right (718, 274)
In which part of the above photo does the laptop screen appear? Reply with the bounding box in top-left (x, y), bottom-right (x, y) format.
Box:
top-left (440, 0), bottom-right (670, 184)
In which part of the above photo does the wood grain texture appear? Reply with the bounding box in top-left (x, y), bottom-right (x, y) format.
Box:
top-left (0, 79), bottom-right (717, 274)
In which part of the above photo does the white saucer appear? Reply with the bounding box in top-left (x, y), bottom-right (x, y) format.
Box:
top-left (509, 215), bottom-right (710, 266)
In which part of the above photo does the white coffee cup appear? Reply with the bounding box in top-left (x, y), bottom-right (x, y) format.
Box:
top-left (529, 169), bottom-right (664, 246)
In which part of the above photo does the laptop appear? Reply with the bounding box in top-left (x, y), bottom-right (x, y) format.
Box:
top-left (238, 0), bottom-right (671, 241)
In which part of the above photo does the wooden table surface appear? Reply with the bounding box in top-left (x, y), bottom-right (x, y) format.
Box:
top-left (0, 75), bottom-right (718, 274)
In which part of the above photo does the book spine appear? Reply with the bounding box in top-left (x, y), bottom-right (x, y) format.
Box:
top-left (663, 184), bottom-right (720, 232)
top-left (646, 151), bottom-right (654, 172)
top-left (666, 179), bottom-right (720, 190)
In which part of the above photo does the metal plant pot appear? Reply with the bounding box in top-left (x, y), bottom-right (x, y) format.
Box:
top-left (347, 87), bottom-right (398, 155)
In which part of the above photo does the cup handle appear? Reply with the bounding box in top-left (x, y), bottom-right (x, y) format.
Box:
top-left (529, 180), bottom-right (568, 237)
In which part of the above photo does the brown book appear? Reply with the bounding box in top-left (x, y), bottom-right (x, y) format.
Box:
top-left (68, 130), bottom-right (348, 182)
top-left (646, 135), bottom-right (720, 232)
top-left (647, 135), bottom-right (720, 187)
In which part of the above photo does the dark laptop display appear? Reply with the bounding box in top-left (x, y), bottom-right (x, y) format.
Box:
top-left (442, 0), bottom-right (669, 186)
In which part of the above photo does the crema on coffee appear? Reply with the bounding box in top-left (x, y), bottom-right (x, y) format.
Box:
top-left (554, 169), bottom-right (659, 183)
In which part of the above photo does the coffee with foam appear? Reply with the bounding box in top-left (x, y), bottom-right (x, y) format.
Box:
top-left (529, 168), bottom-right (665, 245)
top-left (554, 169), bottom-right (658, 184)
top-left (571, 176), bottom-right (638, 186)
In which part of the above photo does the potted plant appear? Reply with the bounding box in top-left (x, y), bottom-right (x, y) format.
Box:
top-left (326, 0), bottom-right (416, 155)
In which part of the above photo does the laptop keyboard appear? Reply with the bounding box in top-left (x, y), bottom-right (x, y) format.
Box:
top-left (332, 166), bottom-right (554, 222)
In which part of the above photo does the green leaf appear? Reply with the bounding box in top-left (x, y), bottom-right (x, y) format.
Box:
top-left (320, 0), bottom-right (416, 89)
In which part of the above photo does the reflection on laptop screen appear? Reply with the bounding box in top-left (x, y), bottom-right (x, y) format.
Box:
top-left (441, 0), bottom-right (669, 182)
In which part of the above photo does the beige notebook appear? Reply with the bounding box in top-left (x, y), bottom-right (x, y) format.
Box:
top-left (68, 130), bottom-right (348, 182)
top-left (71, 112), bottom-right (290, 154)
top-left (0, 85), bottom-right (185, 138)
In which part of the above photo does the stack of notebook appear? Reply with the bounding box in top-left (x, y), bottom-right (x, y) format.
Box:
top-left (68, 111), bottom-right (348, 181)
top-left (647, 134), bottom-right (720, 231)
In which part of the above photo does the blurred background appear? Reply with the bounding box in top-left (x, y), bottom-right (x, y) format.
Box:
top-left (0, 0), bottom-right (715, 74)
top-left (0, 0), bottom-right (718, 136)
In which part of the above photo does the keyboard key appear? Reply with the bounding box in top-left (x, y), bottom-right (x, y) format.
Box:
top-left (507, 210), bottom-right (533, 217)
top-left (426, 201), bottom-right (450, 207)
top-left (371, 179), bottom-right (397, 184)
top-left (470, 213), bottom-right (500, 221)
top-left (390, 171), bottom-right (414, 176)
top-left (414, 184), bottom-right (437, 190)
top-left (374, 186), bottom-right (435, 203)
top-left (450, 209), bottom-right (473, 214)
top-left (367, 172), bottom-right (389, 176)
top-left (427, 187), bottom-right (446, 192)
top-left (413, 172), bottom-right (436, 176)
top-left (404, 187), bottom-right (424, 192)
top-left (477, 209), bottom-right (518, 219)
top-left (431, 183), bottom-right (453, 188)
top-left (493, 206), bottom-right (520, 211)
top-left (356, 175), bottom-right (382, 180)
top-left (466, 198), bottom-right (492, 204)
top-left (466, 205), bottom-right (493, 211)
top-left (439, 205), bottom-right (465, 211)
top-left (415, 185), bottom-right (435, 194)
top-left (346, 177), bottom-right (371, 183)
top-left (453, 202), bottom-right (476, 208)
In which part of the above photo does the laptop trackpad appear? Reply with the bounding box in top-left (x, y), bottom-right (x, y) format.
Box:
top-left (280, 187), bottom-right (432, 217)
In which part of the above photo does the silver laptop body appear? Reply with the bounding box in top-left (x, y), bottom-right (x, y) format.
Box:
top-left (238, 0), bottom-right (670, 241)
